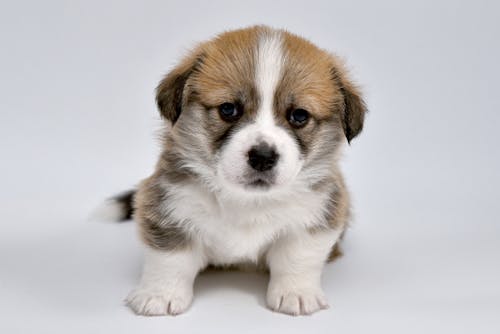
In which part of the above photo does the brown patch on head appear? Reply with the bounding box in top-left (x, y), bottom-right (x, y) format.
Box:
top-left (274, 30), bottom-right (367, 150)
top-left (155, 26), bottom-right (263, 122)
top-left (189, 27), bottom-right (262, 109)
top-left (278, 33), bottom-right (344, 121)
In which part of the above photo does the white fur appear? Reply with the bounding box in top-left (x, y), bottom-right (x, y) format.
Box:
top-left (126, 246), bottom-right (206, 316)
top-left (216, 31), bottom-right (303, 197)
top-left (266, 228), bottom-right (341, 315)
top-left (165, 181), bottom-right (333, 265)
top-left (90, 199), bottom-right (126, 222)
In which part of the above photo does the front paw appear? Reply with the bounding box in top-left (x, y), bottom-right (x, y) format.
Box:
top-left (267, 284), bottom-right (329, 316)
top-left (125, 287), bottom-right (193, 316)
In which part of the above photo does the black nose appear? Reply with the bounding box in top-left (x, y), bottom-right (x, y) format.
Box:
top-left (247, 143), bottom-right (279, 172)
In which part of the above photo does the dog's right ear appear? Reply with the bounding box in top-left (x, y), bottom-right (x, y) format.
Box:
top-left (156, 51), bottom-right (203, 124)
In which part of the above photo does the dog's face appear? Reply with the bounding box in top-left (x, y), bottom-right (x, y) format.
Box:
top-left (157, 26), bottom-right (366, 199)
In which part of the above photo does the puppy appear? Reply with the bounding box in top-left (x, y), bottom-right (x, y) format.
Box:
top-left (102, 25), bottom-right (367, 316)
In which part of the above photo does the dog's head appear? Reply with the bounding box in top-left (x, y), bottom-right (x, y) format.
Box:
top-left (157, 26), bottom-right (366, 199)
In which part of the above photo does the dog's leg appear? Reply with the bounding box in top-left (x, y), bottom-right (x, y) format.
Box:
top-left (126, 245), bottom-right (205, 316)
top-left (266, 228), bottom-right (342, 316)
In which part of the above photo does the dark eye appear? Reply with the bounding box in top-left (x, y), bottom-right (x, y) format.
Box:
top-left (218, 103), bottom-right (243, 122)
top-left (288, 108), bottom-right (310, 128)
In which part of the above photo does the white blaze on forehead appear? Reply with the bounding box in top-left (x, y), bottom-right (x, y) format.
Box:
top-left (216, 30), bottom-right (302, 194)
top-left (255, 31), bottom-right (284, 126)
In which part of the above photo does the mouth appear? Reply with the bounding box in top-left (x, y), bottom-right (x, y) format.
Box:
top-left (243, 172), bottom-right (275, 190)
top-left (246, 178), bottom-right (272, 189)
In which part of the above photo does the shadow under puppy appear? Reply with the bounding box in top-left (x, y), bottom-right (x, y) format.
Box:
top-left (101, 25), bottom-right (367, 316)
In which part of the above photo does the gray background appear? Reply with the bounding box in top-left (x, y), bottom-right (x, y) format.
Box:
top-left (1, 0), bottom-right (499, 333)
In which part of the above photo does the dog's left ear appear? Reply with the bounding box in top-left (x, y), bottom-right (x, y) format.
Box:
top-left (331, 62), bottom-right (368, 143)
top-left (156, 50), bottom-right (203, 124)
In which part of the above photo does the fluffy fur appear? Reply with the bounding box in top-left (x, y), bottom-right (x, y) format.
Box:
top-left (99, 25), bottom-right (367, 316)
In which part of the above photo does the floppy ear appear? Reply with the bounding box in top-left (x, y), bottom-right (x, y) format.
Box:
top-left (331, 63), bottom-right (367, 143)
top-left (156, 51), bottom-right (203, 124)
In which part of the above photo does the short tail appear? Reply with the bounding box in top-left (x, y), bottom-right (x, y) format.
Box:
top-left (91, 190), bottom-right (136, 222)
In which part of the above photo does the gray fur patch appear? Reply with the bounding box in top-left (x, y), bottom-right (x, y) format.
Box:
top-left (141, 217), bottom-right (191, 251)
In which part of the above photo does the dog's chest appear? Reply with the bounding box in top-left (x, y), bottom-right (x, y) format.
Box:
top-left (169, 185), bottom-right (328, 264)
top-left (199, 211), bottom-right (282, 264)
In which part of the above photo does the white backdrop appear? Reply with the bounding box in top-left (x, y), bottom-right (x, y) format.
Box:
top-left (1, 1), bottom-right (499, 333)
